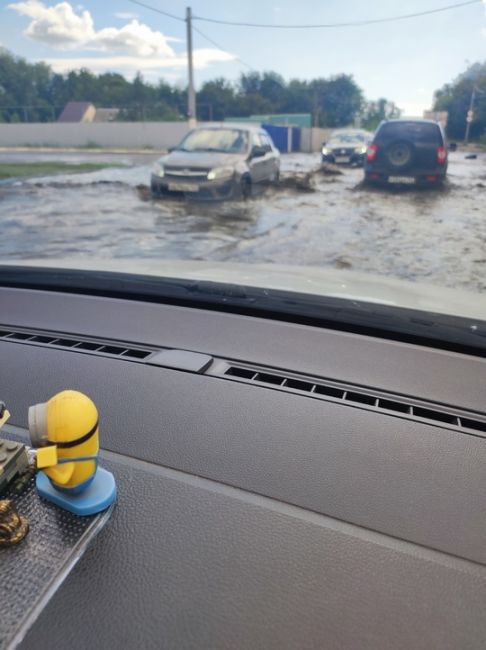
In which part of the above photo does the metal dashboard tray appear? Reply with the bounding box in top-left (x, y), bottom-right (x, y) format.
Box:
top-left (0, 430), bottom-right (113, 650)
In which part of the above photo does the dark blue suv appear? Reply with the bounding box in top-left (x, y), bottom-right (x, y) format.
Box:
top-left (364, 119), bottom-right (448, 186)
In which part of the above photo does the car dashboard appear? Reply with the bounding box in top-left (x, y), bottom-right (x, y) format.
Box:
top-left (2, 281), bottom-right (486, 649)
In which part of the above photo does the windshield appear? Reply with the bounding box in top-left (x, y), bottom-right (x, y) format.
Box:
top-left (177, 128), bottom-right (249, 153)
top-left (329, 133), bottom-right (368, 144)
top-left (0, 0), bottom-right (486, 330)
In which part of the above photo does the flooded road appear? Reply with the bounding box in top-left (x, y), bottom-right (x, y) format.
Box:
top-left (0, 150), bottom-right (485, 292)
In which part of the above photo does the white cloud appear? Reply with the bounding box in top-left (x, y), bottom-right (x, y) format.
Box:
top-left (91, 21), bottom-right (175, 57)
top-left (9, 0), bottom-right (95, 47)
top-left (8, 1), bottom-right (176, 56)
top-left (114, 12), bottom-right (138, 20)
top-left (9, 1), bottom-right (236, 78)
top-left (43, 49), bottom-right (235, 75)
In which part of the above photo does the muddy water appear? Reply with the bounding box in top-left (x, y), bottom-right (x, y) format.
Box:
top-left (0, 151), bottom-right (485, 292)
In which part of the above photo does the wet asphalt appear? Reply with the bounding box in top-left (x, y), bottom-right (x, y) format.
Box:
top-left (0, 150), bottom-right (485, 292)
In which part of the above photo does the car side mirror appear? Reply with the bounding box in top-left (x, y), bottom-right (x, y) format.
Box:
top-left (322, 141), bottom-right (326, 146)
top-left (251, 145), bottom-right (266, 158)
top-left (167, 146), bottom-right (176, 153)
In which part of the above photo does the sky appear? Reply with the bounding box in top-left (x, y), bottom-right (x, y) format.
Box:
top-left (0, 0), bottom-right (485, 115)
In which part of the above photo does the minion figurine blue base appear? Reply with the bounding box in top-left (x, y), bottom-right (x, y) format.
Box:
top-left (29, 390), bottom-right (117, 516)
top-left (36, 467), bottom-right (116, 516)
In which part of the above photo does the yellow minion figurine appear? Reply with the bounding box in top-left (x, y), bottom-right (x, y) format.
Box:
top-left (28, 390), bottom-right (116, 515)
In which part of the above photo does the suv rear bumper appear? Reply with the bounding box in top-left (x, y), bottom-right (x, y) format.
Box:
top-left (364, 172), bottom-right (446, 186)
top-left (364, 163), bottom-right (447, 185)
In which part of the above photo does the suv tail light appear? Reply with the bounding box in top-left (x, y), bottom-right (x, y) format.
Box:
top-left (366, 144), bottom-right (378, 162)
top-left (437, 146), bottom-right (446, 165)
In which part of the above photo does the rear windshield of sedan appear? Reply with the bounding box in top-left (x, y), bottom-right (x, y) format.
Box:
top-left (377, 122), bottom-right (442, 145)
top-left (178, 129), bottom-right (249, 153)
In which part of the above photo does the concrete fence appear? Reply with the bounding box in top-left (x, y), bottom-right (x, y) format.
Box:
top-left (300, 127), bottom-right (333, 153)
top-left (0, 121), bottom-right (190, 149)
top-left (0, 121), bottom-right (335, 152)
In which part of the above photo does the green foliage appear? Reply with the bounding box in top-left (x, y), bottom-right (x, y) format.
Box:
top-left (0, 47), bottom-right (397, 128)
top-left (197, 78), bottom-right (237, 120)
top-left (0, 161), bottom-right (121, 179)
top-left (362, 98), bottom-right (401, 131)
top-left (198, 72), bottom-right (363, 126)
top-left (0, 48), bottom-right (55, 122)
top-left (309, 75), bottom-right (364, 127)
top-left (433, 61), bottom-right (486, 140)
top-left (0, 49), bottom-right (185, 123)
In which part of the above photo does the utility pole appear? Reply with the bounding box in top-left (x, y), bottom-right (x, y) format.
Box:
top-left (312, 90), bottom-right (319, 127)
top-left (464, 85), bottom-right (476, 144)
top-left (186, 7), bottom-right (196, 127)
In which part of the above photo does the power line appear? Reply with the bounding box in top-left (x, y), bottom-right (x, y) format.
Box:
top-left (126, 0), bottom-right (254, 69)
top-left (193, 0), bottom-right (481, 28)
top-left (125, 0), bottom-right (481, 29)
top-left (126, 0), bottom-right (184, 22)
top-left (193, 25), bottom-right (291, 91)
top-left (191, 24), bottom-right (254, 70)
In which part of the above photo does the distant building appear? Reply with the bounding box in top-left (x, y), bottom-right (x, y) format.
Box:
top-left (93, 108), bottom-right (120, 122)
top-left (57, 102), bottom-right (120, 123)
top-left (226, 113), bottom-right (312, 128)
top-left (423, 110), bottom-right (448, 128)
top-left (57, 102), bottom-right (96, 123)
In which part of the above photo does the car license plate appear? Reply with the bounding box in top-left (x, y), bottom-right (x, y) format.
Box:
top-left (388, 176), bottom-right (415, 184)
top-left (335, 156), bottom-right (350, 163)
top-left (168, 182), bottom-right (199, 192)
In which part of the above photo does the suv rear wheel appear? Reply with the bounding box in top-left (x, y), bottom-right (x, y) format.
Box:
top-left (385, 140), bottom-right (414, 169)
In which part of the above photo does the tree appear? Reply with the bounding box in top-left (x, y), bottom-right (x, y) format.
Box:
top-left (95, 73), bottom-right (131, 107)
top-left (362, 98), bottom-right (401, 131)
top-left (235, 72), bottom-right (276, 116)
top-left (309, 75), bottom-right (363, 127)
top-left (238, 72), bottom-right (262, 96)
top-left (281, 79), bottom-right (312, 114)
top-left (433, 61), bottom-right (486, 140)
top-left (197, 78), bottom-right (236, 120)
top-left (321, 75), bottom-right (364, 127)
top-left (259, 72), bottom-right (287, 110)
top-left (0, 48), bottom-right (54, 121)
top-left (0, 48), bottom-right (401, 129)
top-left (64, 69), bottom-right (97, 102)
top-left (0, 49), bottom-right (185, 122)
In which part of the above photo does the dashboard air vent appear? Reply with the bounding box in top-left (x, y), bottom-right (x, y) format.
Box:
top-left (0, 326), bottom-right (153, 361)
top-left (217, 364), bottom-right (486, 437)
